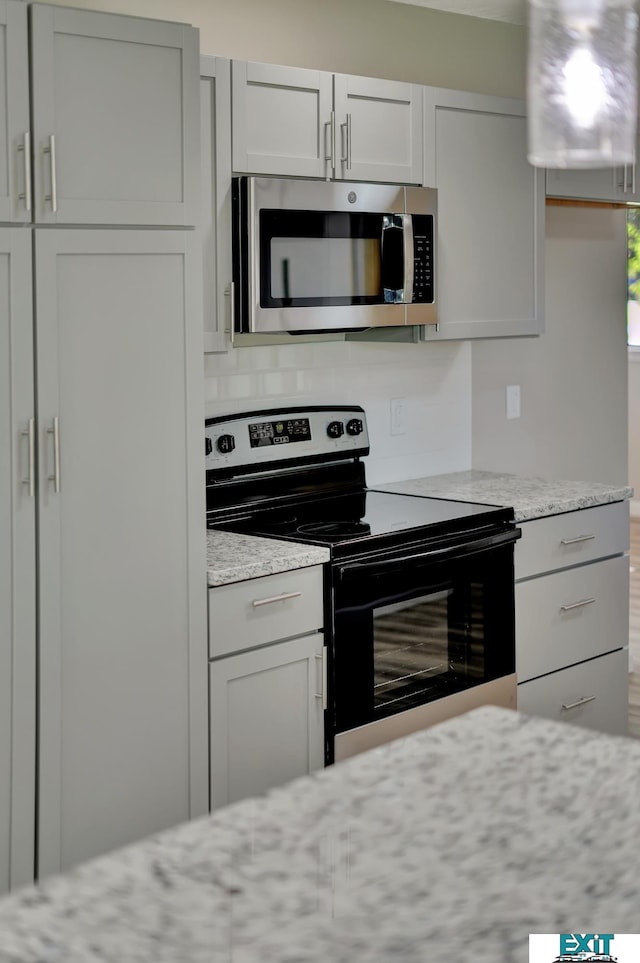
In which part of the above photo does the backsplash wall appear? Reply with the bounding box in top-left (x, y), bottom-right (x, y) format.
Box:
top-left (204, 339), bottom-right (472, 485)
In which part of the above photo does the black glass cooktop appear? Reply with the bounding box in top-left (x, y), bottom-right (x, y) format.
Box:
top-left (210, 489), bottom-right (514, 560)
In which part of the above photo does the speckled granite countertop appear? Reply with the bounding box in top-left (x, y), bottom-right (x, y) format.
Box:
top-left (207, 530), bottom-right (329, 587)
top-left (2, 705), bottom-right (640, 962)
top-left (373, 470), bottom-right (633, 522)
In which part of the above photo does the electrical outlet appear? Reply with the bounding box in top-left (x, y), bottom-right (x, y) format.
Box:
top-left (506, 385), bottom-right (521, 420)
top-left (390, 397), bottom-right (407, 435)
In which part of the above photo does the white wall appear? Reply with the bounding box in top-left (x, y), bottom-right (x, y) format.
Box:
top-left (472, 205), bottom-right (629, 484)
top-left (43, 0), bottom-right (527, 98)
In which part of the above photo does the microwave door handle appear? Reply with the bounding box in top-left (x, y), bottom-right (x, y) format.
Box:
top-left (381, 215), bottom-right (405, 303)
top-left (403, 214), bottom-right (414, 305)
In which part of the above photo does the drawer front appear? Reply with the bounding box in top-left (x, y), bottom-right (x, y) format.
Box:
top-left (208, 565), bottom-right (324, 658)
top-left (515, 501), bottom-right (629, 580)
top-left (517, 648), bottom-right (629, 736)
top-left (516, 554), bottom-right (629, 682)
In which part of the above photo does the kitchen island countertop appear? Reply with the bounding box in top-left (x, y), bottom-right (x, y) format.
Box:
top-left (206, 529), bottom-right (330, 587)
top-left (1, 705), bottom-right (640, 963)
top-left (373, 469), bottom-right (633, 522)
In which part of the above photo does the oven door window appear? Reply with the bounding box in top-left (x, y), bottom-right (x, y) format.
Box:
top-left (259, 210), bottom-right (405, 308)
top-left (332, 544), bottom-right (515, 733)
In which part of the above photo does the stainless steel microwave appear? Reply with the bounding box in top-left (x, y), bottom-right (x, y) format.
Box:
top-left (231, 176), bottom-right (438, 334)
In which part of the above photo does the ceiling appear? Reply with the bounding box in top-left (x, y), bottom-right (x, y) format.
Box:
top-left (385, 0), bottom-right (527, 26)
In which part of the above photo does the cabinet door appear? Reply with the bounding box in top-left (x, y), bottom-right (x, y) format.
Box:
top-left (35, 230), bottom-right (208, 878)
top-left (200, 56), bottom-right (232, 353)
top-left (0, 229), bottom-right (35, 892)
top-left (231, 61), bottom-right (333, 178)
top-left (517, 648), bottom-right (628, 736)
top-left (30, 4), bottom-right (199, 226)
top-left (210, 634), bottom-right (325, 809)
top-left (0, 1), bottom-right (30, 223)
top-left (422, 88), bottom-right (544, 341)
top-left (333, 74), bottom-right (423, 184)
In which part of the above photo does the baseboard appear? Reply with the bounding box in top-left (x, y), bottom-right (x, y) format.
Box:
top-left (630, 499), bottom-right (640, 519)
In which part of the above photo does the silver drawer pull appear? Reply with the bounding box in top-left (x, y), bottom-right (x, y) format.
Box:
top-left (560, 597), bottom-right (596, 612)
top-left (252, 591), bottom-right (302, 608)
top-left (562, 695), bottom-right (597, 711)
top-left (560, 534), bottom-right (595, 545)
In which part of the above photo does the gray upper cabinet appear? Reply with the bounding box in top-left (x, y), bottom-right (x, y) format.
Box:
top-left (546, 135), bottom-right (640, 203)
top-left (0, 1), bottom-right (30, 224)
top-left (422, 87), bottom-right (544, 341)
top-left (232, 61), bottom-right (332, 179)
top-left (35, 230), bottom-right (208, 878)
top-left (200, 55), bottom-right (232, 353)
top-left (0, 228), bottom-right (36, 894)
top-left (332, 73), bottom-right (423, 184)
top-left (232, 60), bottom-right (423, 184)
top-left (29, 3), bottom-right (199, 226)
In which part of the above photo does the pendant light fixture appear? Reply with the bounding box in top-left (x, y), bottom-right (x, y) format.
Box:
top-left (527, 0), bottom-right (639, 168)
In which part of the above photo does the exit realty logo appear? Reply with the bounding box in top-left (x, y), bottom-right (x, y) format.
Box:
top-left (529, 934), bottom-right (640, 963)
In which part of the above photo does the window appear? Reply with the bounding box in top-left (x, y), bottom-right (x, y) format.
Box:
top-left (627, 207), bottom-right (640, 349)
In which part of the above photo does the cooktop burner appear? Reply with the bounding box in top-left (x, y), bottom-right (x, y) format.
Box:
top-left (296, 521), bottom-right (372, 541)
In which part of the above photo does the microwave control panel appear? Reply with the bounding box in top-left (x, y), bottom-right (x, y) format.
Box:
top-left (410, 214), bottom-right (434, 304)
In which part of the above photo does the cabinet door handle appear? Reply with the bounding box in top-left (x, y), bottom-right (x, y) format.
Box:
top-left (224, 281), bottom-right (235, 345)
top-left (315, 649), bottom-right (327, 709)
top-left (560, 596), bottom-right (596, 612)
top-left (252, 590), bottom-right (302, 608)
top-left (43, 135), bottom-right (57, 213)
top-left (20, 418), bottom-right (35, 497)
top-left (47, 416), bottom-right (61, 493)
top-left (561, 694), bottom-right (597, 711)
top-left (324, 111), bottom-right (336, 174)
top-left (17, 131), bottom-right (31, 212)
top-left (560, 533), bottom-right (595, 545)
top-left (340, 114), bottom-right (352, 171)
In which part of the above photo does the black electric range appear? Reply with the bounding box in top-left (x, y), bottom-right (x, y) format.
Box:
top-left (205, 405), bottom-right (520, 765)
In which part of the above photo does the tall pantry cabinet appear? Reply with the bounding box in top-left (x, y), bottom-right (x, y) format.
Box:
top-left (0, 0), bottom-right (208, 887)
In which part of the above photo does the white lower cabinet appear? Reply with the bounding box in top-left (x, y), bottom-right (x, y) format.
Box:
top-left (208, 566), bottom-right (325, 809)
top-left (517, 649), bottom-right (629, 735)
top-left (515, 502), bottom-right (630, 736)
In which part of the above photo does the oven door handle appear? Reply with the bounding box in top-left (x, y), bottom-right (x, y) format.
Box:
top-left (336, 527), bottom-right (521, 580)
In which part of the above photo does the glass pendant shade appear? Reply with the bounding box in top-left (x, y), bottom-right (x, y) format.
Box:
top-left (528, 0), bottom-right (639, 168)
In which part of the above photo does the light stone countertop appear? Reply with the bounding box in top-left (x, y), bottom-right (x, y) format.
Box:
top-left (1, 705), bottom-right (640, 963)
top-left (373, 469), bottom-right (633, 522)
top-left (207, 529), bottom-right (330, 587)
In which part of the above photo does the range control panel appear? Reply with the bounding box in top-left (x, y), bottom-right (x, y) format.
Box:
top-left (205, 406), bottom-right (369, 475)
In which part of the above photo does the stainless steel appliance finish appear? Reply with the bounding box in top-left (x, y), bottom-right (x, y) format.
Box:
top-left (232, 177), bottom-right (438, 334)
top-left (206, 405), bottom-right (520, 764)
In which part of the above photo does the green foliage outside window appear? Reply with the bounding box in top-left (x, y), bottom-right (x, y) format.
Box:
top-left (628, 208), bottom-right (640, 346)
